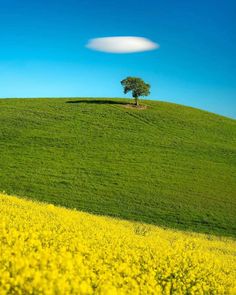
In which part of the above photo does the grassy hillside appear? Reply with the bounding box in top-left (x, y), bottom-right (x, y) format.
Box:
top-left (1, 193), bottom-right (236, 294)
top-left (0, 98), bottom-right (235, 237)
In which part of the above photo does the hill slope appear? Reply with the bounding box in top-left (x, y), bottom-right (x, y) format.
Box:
top-left (0, 98), bottom-right (235, 236)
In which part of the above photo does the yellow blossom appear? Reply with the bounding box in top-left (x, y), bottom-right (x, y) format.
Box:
top-left (0, 193), bottom-right (235, 294)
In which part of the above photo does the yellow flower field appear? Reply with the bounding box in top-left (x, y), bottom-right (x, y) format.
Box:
top-left (0, 193), bottom-right (235, 294)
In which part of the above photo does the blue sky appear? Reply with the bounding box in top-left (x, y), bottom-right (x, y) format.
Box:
top-left (0, 0), bottom-right (235, 118)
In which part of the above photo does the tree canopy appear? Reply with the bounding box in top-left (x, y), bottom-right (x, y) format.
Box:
top-left (121, 77), bottom-right (150, 106)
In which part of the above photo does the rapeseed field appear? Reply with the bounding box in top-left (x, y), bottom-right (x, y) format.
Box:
top-left (0, 193), bottom-right (235, 294)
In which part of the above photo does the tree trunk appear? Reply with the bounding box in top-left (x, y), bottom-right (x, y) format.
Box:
top-left (134, 97), bottom-right (139, 107)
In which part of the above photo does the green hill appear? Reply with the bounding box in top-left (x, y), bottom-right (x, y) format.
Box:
top-left (0, 98), bottom-right (235, 237)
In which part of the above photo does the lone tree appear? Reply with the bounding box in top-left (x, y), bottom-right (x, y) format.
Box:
top-left (121, 77), bottom-right (150, 107)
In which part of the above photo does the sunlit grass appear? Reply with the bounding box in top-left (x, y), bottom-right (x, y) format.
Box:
top-left (0, 98), bottom-right (235, 237)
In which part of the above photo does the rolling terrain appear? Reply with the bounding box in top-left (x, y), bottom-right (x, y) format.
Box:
top-left (0, 98), bottom-right (235, 237)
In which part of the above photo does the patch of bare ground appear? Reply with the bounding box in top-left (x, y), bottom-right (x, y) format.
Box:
top-left (121, 104), bottom-right (149, 110)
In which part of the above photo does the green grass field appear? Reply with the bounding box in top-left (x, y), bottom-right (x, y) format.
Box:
top-left (0, 98), bottom-right (235, 237)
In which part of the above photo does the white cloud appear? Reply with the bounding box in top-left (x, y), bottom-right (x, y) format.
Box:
top-left (86, 36), bottom-right (159, 53)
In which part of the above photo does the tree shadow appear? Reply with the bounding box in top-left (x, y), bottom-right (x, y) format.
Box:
top-left (66, 99), bottom-right (128, 105)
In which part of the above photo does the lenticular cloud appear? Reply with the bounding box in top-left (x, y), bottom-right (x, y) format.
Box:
top-left (86, 36), bottom-right (159, 53)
